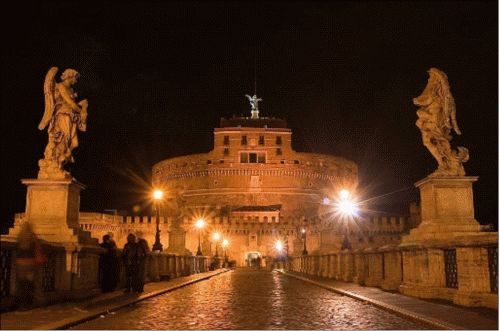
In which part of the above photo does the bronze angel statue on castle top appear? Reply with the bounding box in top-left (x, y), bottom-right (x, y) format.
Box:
top-left (38, 67), bottom-right (88, 179)
top-left (413, 68), bottom-right (468, 177)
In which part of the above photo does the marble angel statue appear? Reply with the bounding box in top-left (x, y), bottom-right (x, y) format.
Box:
top-left (38, 67), bottom-right (88, 179)
top-left (413, 68), bottom-right (468, 177)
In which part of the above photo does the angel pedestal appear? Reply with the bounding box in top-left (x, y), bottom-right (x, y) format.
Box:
top-left (9, 178), bottom-right (95, 244)
top-left (402, 176), bottom-right (481, 242)
top-left (165, 221), bottom-right (192, 256)
top-left (399, 176), bottom-right (497, 308)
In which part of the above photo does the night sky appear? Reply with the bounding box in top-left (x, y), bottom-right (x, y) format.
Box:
top-left (2, 2), bottom-right (498, 234)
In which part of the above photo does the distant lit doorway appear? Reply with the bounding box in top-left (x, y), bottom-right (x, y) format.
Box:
top-left (246, 252), bottom-right (262, 267)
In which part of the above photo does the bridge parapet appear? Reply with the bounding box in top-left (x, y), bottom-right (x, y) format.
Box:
top-left (286, 233), bottom-right (498, 309)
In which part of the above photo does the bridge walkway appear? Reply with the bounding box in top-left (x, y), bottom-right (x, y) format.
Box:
top-left (0, 268), bottom-right (497, 330)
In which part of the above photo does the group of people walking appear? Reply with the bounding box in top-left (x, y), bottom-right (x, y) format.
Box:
top-left (99, 233), bottom-right (149, 294)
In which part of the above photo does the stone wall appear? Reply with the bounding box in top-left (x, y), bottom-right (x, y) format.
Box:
top-left (285, 232), bottom-right (498, 309)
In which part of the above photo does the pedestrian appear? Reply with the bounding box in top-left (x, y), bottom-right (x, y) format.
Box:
top-left (99, 234), bottom-right (119, 293)
top-left (134, 238), bottom-right (149, 292)
top-left (16, 222), bottom-right (46, 310)
top-left (122, 233), bottom-right (139, 293)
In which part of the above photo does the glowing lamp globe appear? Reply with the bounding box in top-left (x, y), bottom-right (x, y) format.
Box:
top-left (196, 219), bottom-right (205, 229)
top-left (275, 240), bottom-right (283, 252)
top-left (340, 189), bottom-right (350, 200)
top-left (153, 190), bottom-right (163, 200)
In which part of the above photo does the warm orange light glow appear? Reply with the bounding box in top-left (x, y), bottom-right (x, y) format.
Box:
top-left (153, 189), bottom-right (163, 200)
top-left (340, 189), bottom-right (349, 200)
top-left (213, 232), bottom-right (220, 240)
top-left (196, 219), bottom-right (205, 229)
top-left (339, 199), bottom-right (359, 216)
top-left (275, 240), bottom-right (283, 252)
top-left (222, 239), bottom-right (228, 247)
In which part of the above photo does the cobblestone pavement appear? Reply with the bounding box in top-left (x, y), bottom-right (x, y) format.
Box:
top-left (71, 268), bottom-right (428, 330)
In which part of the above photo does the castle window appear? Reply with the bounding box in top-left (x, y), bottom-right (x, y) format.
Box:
top-left (223, 136), bottom-right (230, 145)
top-left (241, 135), bottom-right (247, 145)
top-left (294, 160), bottom-right (299, 165)
top-left (276, 148), bottom-right (282, 156)
top-left (259, 136), bottom-right (265, 145)
top-left (220, 159), bottom-right (224, 164)
top-left (276, 136), bottom-right (282, 145)
top-left (240, 152), bottom-right (266, 164)
top-left (223, 148), bottom-right (229, 156)
top-left (280, 160), bottom-right (285, 164)
top-left (207, 160), bottom-right (212, 164)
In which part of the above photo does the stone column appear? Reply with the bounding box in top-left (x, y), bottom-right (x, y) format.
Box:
top-left (318, 255), bottom-right (325, 277)
top-left (353, 250), bottom-right (366, 285)
top-left (380, 246), bottom-right (401, 290)
top-left (323, 254), bottom-right (330, 278)
top-left (342, 250), bottom-right (355, 282)
top-left (175, 255), bottom-right (182, 278)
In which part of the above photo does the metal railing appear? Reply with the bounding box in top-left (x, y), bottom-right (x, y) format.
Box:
top-left (444, 249), bottom-right (458, 289)
top-left (42, 252), bottom-right (56, 292)
top-left (487, 245), bottom-right (498, 293)
top-left (1, 248), bottom-right (12, 298)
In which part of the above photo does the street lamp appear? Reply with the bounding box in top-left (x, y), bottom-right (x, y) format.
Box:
top-left (222, 239), bottom-right (228, 261)
top-left (275, 240), bottom-right (283, 262)
top-left (338, 189), bottom-right (358, 250)
top-left (213, 232), bottom-right (220, 257)
top-left (152, 189), bottom-right (163, 252)
top-left (196, 219), bottom-right (205, 256)
top-left (302, 228), bottom-right (308, 255)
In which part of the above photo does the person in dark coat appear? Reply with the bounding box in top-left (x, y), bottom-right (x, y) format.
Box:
top-left (99, 234), bottom-right (119, 293)
top-left (16, 222), bottom-right (46, 310)
top-left (122, 233), bottom-right (139, 293)
top-left (134, 238), bottom-right (149, 292)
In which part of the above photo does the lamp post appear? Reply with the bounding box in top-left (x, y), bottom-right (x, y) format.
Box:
top-left (302, 228), bottom-right (308, 255)
top-left (152, 190), bottom-right (163, 252)
top-left (275, 240), bottom-right (283, 262)
top-left (222, 239), bottom-right (228, 266)
top-left (213, 232), bottom-right (220, 257)
top-left (196, 219), bottom-right (205, 256)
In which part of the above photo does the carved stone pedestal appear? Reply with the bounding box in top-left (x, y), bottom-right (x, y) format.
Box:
top-left (5, 177), bottom-right (101, 302)
top-left (165, 225), bottom-right (192, 255)
top-left (399, 176), bottom-right (498, 308)
top-left (9, 178), bottom-right (95, 245)
top-left (402, 176), bottom-right (481, 243)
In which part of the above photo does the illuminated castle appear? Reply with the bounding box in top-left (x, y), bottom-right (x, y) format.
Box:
top-left (148, 98), bottom-right (404, 265)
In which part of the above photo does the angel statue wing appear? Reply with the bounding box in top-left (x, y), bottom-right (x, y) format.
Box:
top-left (430, 68), bottom-right (461, 135)
top-left (245, 95), bottom-right (252, 101)
top-left (39, 67), bottom-right (58, 130)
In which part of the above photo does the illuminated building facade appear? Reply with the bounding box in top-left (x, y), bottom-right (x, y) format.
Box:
top-left (151, 114), bottom-right (404, 266)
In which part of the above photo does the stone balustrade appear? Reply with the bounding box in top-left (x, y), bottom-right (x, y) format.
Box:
top-left (285, 235), bottom-right (498, 310)
top-left (0, 236), bottom-right (225, 312)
